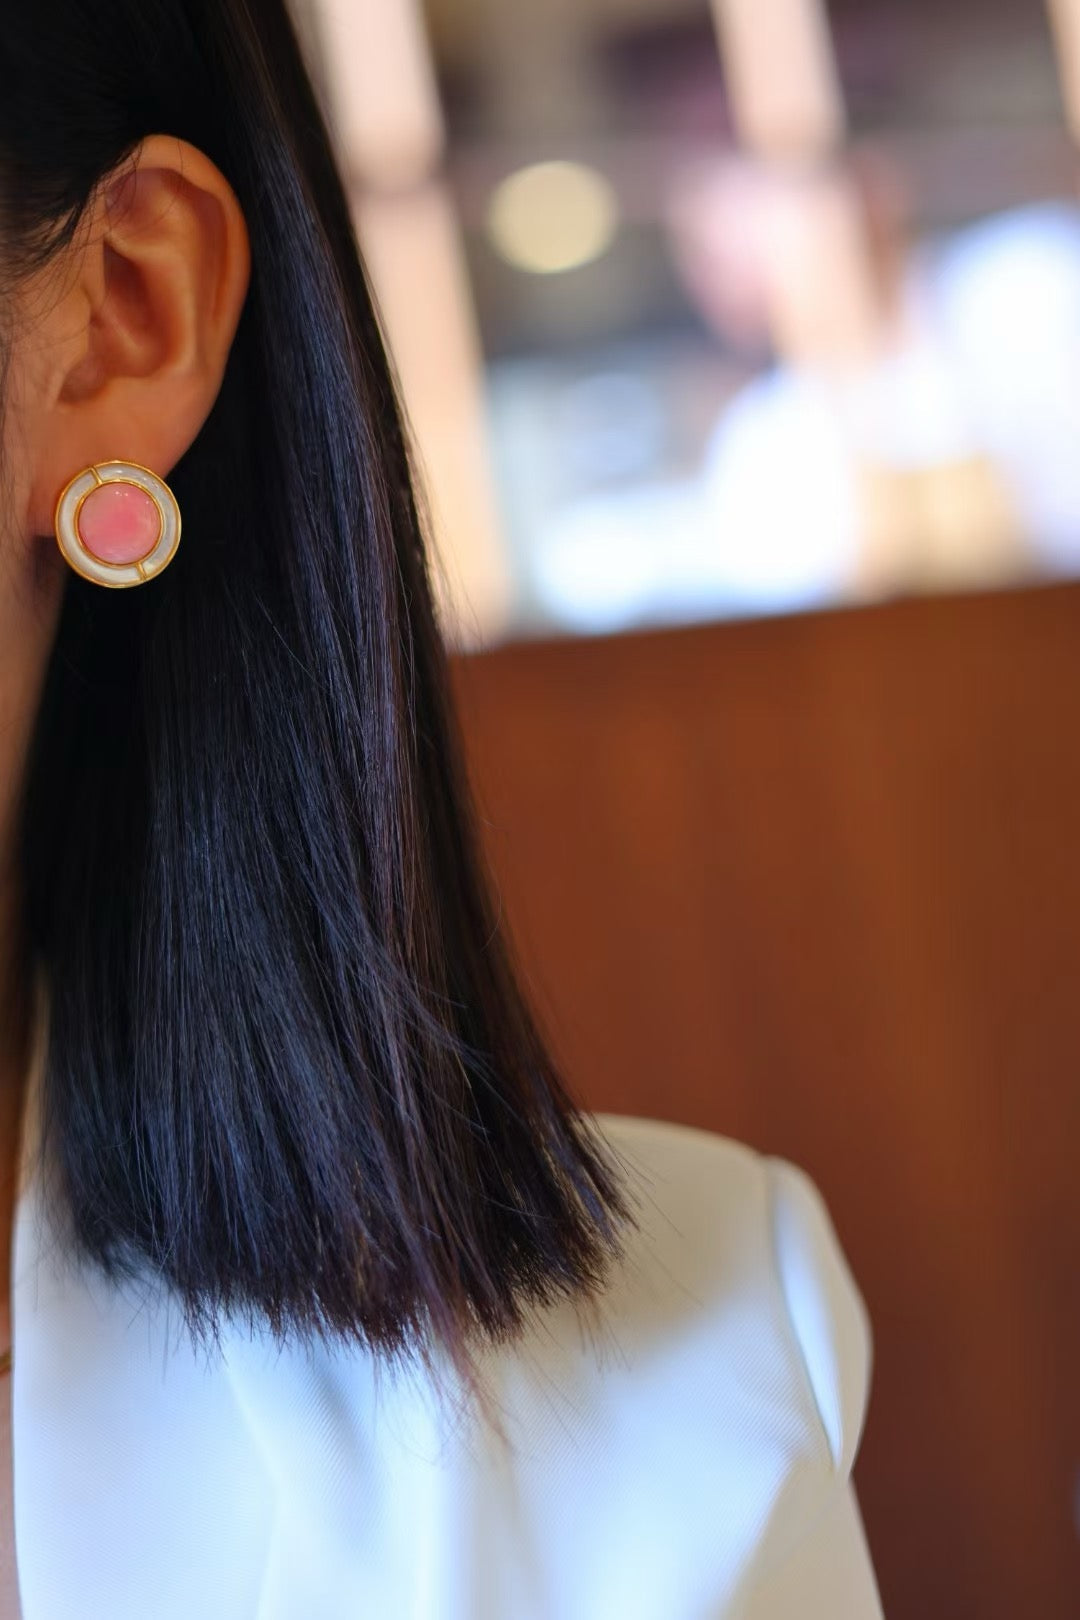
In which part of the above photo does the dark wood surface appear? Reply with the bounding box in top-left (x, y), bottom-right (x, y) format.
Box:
top-left (450, 580), bottom-right (1080, 1619)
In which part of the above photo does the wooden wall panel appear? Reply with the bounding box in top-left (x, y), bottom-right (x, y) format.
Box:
top-left (449, 582), bottom-right (1080, 1620)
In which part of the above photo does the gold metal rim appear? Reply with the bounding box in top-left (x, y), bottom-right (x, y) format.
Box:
top-left (54, 460), bottom-right (182, 588)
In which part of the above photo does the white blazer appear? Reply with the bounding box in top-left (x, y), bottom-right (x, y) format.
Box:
top-left (11, 971), bottom-right (884, 1618)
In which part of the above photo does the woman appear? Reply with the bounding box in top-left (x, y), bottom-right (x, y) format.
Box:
top-left (0, 1), bottom-right (884, 1615)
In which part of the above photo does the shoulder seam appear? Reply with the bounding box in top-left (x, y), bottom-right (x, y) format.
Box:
top-left (762, 1156), bottom-right (841, 1474)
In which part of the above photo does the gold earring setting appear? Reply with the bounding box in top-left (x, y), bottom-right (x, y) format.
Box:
top-left (54, 460), bottom-right (181, 588)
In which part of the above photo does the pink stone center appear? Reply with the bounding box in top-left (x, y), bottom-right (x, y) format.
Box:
top-left (77, 481), bottom-right (161, 564)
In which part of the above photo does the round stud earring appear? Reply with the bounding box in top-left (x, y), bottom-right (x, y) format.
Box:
top-left (54, 460), bottom-right (182, 588)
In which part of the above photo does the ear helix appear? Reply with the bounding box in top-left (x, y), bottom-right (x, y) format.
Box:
top-left (54, 461), bottom-right (182, 588)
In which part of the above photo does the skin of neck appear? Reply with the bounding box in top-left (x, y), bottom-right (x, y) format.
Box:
top-left (0, 531), bottom-right (65, 1317)
top-left (0, 542), bottom-right (65, 1101)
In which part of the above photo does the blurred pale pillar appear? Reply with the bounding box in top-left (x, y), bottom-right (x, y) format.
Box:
top-left (710, 0), bottom-right (844, 160)
top-left (309, 0), bottom-right (514, 649)
top-left (354, 183), bottom-right (513, 650)
top-left (710, 0), bottom-right (882, 371)
top-left (313, 0), bottom-right (442, 187)
top-left (1047, 0), bottom-right (1080, 145)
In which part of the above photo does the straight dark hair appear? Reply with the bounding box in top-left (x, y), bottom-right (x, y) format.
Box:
top-left (0, 0), bottom-right (640, 1427)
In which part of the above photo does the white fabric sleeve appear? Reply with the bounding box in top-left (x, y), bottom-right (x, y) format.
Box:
top-left (737, 1157), bottom-right (886, 1619)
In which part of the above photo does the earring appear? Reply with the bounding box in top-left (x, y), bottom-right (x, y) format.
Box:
top-left (54, 460), bottom-right (181, 588)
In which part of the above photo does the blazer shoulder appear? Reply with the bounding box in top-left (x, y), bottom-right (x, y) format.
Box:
top-left (762, 1154), bottom-right (873, 1479)
top-left (593, 1113), bottom-right (873, 1482)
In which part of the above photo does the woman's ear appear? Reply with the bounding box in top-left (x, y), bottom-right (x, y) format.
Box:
top-left (17, 134), bottom-right (251, 540)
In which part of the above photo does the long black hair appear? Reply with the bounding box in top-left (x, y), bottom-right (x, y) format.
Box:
top-left (0, 0), bottom-right (640, 1427)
